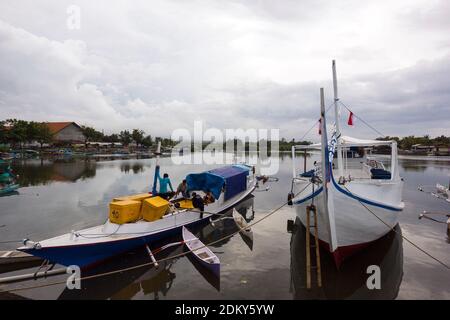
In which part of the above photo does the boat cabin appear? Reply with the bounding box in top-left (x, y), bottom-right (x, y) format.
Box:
top-left (293, 135), bottom-right (400, 183)
top-left (185, 164), bottom-right (250, 203)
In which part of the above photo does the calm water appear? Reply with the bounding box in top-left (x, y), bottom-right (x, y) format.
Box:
top-left (0, 154), bottom-right (449, 300)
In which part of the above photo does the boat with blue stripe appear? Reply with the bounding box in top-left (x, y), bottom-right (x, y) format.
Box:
top-left (289, 60), bottom-right (404, 267)
top-left (18, 164), bottom-right (257, 268)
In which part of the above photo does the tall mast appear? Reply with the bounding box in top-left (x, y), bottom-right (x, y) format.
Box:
top-left (332, 60), bottom-right (344, 178)
top-left (320, 87), bottom-right (338, 252)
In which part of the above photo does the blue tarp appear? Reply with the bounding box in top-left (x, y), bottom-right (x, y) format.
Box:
top-left (186, 165), bottom-right (249, 201)
top-left (370, 168), bottom-right (391, 180)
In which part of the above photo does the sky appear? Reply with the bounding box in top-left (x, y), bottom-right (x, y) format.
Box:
top-left (0, 0), bottom-right (449, 141)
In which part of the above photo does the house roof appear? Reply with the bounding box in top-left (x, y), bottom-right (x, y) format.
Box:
top-left (45, 122), bottom-right (80, 134)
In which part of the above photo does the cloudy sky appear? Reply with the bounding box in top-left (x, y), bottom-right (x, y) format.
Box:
top-left (1, 0), bottom-right (449, 141)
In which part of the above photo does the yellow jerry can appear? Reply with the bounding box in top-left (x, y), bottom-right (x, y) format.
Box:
top-left (112, 193), bottom-right (152, 202)
top-left (141, 196), bottom-right (169, 222)
top-left (177, 199), bottom-right (194, 209)
top-left (109, 200), bottom-right (142, 224)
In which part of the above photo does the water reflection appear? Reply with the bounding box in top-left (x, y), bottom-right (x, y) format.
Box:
top-left (58, 245), bottom-right (180, 300)
top-left (198, 196), bottom-right (255, 251)
top-left (120, 162), bottom-right (145, 174)
top-left (290, 217), bottom-right (403, 299)
top-left (11, 159), bottom-right (96, 187)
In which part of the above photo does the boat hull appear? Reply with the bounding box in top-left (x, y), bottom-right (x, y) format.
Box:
top-left (19, 180), bottom-right (256, 268)
top-left (182, 227), bottom-right (220, 278)
top-left (19, 217), bottom-right (209, 269)
top-left (293, 178), bottom-right (403, 267)
top-left (0, 183), bottom-right (20, 195)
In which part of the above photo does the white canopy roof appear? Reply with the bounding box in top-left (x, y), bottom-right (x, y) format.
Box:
top-left (294, 135), bottom-right (394, 150)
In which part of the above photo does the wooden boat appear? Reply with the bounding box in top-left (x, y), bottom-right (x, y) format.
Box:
top-left (182, 226), bottom-right (220, 277)
top-left (232, 209), bottom-right (253, 243)
top-left (18, 164), bottom-right (256, 268)
top-left (436, 183), bottom-right (450, 200)
top-left (290, 61), bottom-right (404, 267)
top-left (0, 183), bottom-right (20, 196)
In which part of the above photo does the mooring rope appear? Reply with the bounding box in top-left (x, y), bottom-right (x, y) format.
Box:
top-left (342, 185), bottom-right (450, 270)
top-left (297, 103), bottom-right (335, 142)
top-left (0, 183), bottom-right (312, 294)
top-left (0, 240), bottom-right (24, 245)
top-left (419, 214), bottom-right (448, 224)
top-left (417, 185), bottom-right (450, 203)
top-left (338, 101), bottom-right (386, 137)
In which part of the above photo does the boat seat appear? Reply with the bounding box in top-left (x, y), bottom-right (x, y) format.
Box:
top-left (300, 169), bottom-right (315, 178)
top-left (370, 168), bottom-right (391, 180)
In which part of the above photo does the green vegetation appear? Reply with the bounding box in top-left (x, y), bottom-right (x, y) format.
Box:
top-left (2, 119), bottom-right (449, 152)
top-left (376, 135), bottom-right (450, 149)
top-left (1, 119), bottom-right (53, 149)
top-left (0, 119), bottom-right (164, 149)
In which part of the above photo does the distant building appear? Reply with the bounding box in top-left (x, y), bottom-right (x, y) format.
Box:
top-left (46, 122), bottom-right (85, 143)
top-left (434, 145), bottom-right (450, 156)
top-left (411, 144), bottom-right (434, 153)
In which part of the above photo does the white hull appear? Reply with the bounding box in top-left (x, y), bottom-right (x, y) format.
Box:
top-left (293, 177), bottom-right (403, 251)
top-left (290, 60), bottom-right (404, 265)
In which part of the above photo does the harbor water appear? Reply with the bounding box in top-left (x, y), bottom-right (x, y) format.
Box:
top-left (0, 153), bottom-right (449, 299)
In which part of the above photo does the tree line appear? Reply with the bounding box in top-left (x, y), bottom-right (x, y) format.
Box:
top-left (80, 126), bottom-right (159, 148)
top-left (376, 135), bottom-right (450, 150)
top-left (0, 119), bottom-right (175, 149)
top-left (0, 119), bottom-right (53, 149)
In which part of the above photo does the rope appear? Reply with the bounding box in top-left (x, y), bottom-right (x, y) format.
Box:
top-left (0, 182), bottom-right (312, 294)
top-left (419, 215), bottom-right (448, 224)
top-left (0, 240), bottom-right (23, 244)
top-left (418, 186), bottom-right (450, 203)
top-left (419, 211), bottom-right (450, 224)
top-left (342, 185), bottom-right (450, 270)
top-left (338, 101), bottom-right (385, 137)
top-left (298, 102), bottom-right (335, 142)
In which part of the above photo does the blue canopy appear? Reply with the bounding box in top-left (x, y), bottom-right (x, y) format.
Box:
top-left (186, 165), bottom-right (249, 200)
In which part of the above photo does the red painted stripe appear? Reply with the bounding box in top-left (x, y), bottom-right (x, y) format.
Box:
top-left (318, 239), bottom-right (375, 268)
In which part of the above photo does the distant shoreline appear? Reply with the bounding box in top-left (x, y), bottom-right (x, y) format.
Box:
top-left (373, 154), bottom-right (450, 162)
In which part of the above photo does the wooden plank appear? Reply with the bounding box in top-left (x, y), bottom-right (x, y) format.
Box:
top-left (305, 206), bottom-right (311, 290)
top-left (0, 251), bottom-right (42, 265)
top-left (312, 206), bottom-right (322, 288)
top-left (0, 268), bottom-right (66, 284)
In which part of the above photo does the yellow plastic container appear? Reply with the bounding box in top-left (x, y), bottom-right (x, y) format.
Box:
top-left (177, 199), bottom-right (194, 209)
top-left (112, 193), bottom-right (152, 202)
top-left (109, 200), bottom-right (142, 224)
top-left (141, 196), bottom-right (169, 222)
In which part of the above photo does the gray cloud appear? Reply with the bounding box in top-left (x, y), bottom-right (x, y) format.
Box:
top-left (0, 0), bottom-right (449, 141)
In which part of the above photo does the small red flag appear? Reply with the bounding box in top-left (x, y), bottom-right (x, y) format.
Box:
top-left (347, 111), bottom-right (354, 126)
top-left (318, 118), bottom-right (322, 135)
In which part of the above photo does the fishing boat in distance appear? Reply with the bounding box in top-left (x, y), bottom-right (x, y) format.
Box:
top-left (18, 163), bottom-right (257, 268)
top-left (0, 158), bottom-right (19, 196)
top-left (182, 226), bottom-right (220, 278)
top-left (289, 61), bottom-right (404, 267)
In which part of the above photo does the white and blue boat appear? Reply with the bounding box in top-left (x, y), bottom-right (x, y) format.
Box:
top-left (18, 165), bottom-right (257, 268)
top-left (290, 61), bottom-right (404, 267)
